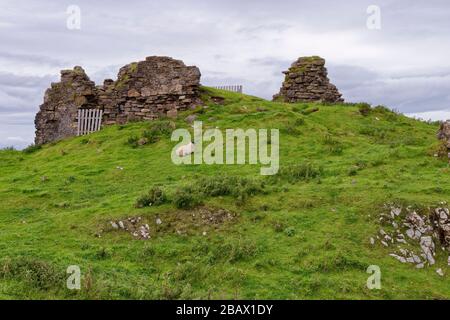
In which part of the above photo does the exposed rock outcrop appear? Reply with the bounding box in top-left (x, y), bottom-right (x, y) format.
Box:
top-left (35, 56), bottom-right (201, 145)
top-left (273, 56), bottom-right (343, 103)
top-left (372, 203), bottom-right (450, 271)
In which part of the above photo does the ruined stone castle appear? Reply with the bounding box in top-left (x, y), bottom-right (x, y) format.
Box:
top-left (35, 56), bottom-right (201, 145)
top-left (35, 55), bottom-right (344, 145)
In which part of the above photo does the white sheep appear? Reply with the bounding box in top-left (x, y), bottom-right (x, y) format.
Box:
top-left (176, 142), bottom-right (195, 157)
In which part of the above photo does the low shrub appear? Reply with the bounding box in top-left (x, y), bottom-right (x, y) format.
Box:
top-left (0, 257), bottom-right (64, 290)
top-left (148, 120), bottom-right (176, 137)
top-left (357, 103), bottom-right (372, 116)
top-left (195, 175), bottom-right (265, 203)
top-left (173, 188), bottom-right (202, 209)
top-left (135, 187), bottom-right (168, 208)
top-left (142, 130), bottom-right (160, 144)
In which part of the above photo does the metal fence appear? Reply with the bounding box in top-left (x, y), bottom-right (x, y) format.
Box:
top-left (212, 85), bottom-right (243, 93)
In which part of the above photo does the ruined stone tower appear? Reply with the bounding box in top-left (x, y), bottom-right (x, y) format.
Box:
top-left (35, 66), bottom-right (98, 145)
top-left (273, 56), bottom-right (343, 103)
top-left (35, 56), bottom-right (201, 145)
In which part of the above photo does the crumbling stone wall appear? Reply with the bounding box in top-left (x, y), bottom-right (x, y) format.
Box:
top-left (437, 120), bottom-right (450, 150)
top-left (273, 56), bottom-right (343, 103)
top-left (99, 56), bottom-right (201, 125)
top-left (35, 66), bottom-right (98, 145)
top-left (35, 56), bottom-right (201, 145)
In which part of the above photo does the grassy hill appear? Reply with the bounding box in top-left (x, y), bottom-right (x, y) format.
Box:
top-left (0, 87), bottom-right (449, 299)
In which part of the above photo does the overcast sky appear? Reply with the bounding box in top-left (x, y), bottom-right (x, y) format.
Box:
top-left (1, 0), bottom-right (450, 148)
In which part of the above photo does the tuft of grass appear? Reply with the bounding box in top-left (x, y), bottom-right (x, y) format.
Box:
top-left (22, 144), bottom-right (42, 154)
top-left (274, 162), bottom-right (323, 183)
top-left (126, 135), bottom-right (139, 148)
top-left (0, 257), bottom-right (64, 290)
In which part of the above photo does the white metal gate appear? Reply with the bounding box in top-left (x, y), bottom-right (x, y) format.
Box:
top-left (77, 109), bottom-right (103, 136)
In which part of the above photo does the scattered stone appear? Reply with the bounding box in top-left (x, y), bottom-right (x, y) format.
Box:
top-left (373, 202), bottom-right (450, 271)
top-left (407, 211), bottom-right (425, 228)
top-left (412, 255), bottom-right (422, 264)
top-left (138, 138), bottom-right (148, 146)
top-left (185, 114), bottom-right (198, 124)
top-left (406, 229), bottom-right (415, 239)
top-left (415, 230), bottom-right (422, 239)
top-left (389, 254), bottom-right (406, 263)
top-left (391, 207), bottom-right (401, 217)
top-left (431, 207), bottom-right (450, 247)
top-left (436, 268), bottom-right (444, 277)
top-left (103, 207), bottom-right (236, 240)
top-left (370, 237), bottom-right (375, 245)
top-left (420, 236), bottom-right (436, 265)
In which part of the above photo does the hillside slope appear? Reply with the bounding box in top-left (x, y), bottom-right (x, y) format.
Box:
top-left (0, 87), bottom-right (449, 299)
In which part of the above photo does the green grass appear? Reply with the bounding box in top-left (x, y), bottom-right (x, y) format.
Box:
top-left (0, 87), bottom-right (449, 299)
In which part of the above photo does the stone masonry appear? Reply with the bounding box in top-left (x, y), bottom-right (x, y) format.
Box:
top-left (437, 120), bottom-right (450, 150)
top-left (273, 56), bottom-right (343, 103)
top-left (35, 66), bottom-right (98, 145)
top-left (35, 56), bottom-right (201, 145)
